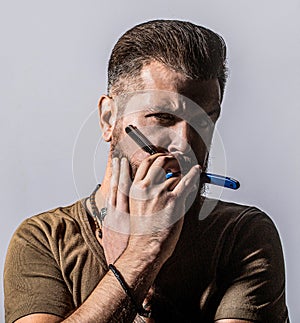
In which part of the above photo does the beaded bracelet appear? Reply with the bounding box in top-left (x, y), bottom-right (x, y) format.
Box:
top-left (108, 264), bottom-right (151, 318)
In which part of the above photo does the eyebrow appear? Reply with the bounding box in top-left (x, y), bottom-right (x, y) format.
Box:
top-left (144, 104), bottom-right (220, 119)
top-left (145, 105), bottom-right (175, 113)
top-left (191, 105), bottom-right (220, 119)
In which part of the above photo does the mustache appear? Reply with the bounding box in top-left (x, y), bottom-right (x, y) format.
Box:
top-left (173, 153), bottom-right (197, 175)
top-left (111, 147), bottom-right (207, 179)
top-left (110, 147), bottom-right (208, 196)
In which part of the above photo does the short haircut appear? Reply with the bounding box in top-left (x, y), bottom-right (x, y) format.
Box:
top-left (107, 19), bottom-right (227, 100)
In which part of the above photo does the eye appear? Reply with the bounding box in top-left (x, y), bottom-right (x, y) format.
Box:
top-left (146, 113), bottom-right (177, 124)
top-left (154, 113), bottom-right (175, 120)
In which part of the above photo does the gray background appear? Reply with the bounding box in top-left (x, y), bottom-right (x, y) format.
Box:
top-left (1, 0), bottom-right (299, 321)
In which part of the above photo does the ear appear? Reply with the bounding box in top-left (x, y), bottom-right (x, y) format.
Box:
top-left (98, 95), bottom-right (116, 142)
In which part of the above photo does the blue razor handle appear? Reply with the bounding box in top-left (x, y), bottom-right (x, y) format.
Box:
top-left (202, 173), bottom-right (240, 190)
top-left (165, 172), bottom-right (240, 190)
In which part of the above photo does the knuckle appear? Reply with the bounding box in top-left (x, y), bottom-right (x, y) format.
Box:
top-left (168, 192), bottom-right (177, 200)
top-left (111, 186), bottom-right (118, 195)
top-left (140, 158), bottom-right (152, 168)
top-left (130, 181), bottom-right (147, 192)
top-left (141, 179), bottom-right (151, 189)
top-left (156, 155), bottom-right (171, 165)
top-left (119, 182), bottom-right (129, 194)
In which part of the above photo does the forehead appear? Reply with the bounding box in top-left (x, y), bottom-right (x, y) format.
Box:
top-left (117, 61), bottom-right (221, 116)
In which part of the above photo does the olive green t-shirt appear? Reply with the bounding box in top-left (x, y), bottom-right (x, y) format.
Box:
top-left (4, 198), bottom-right (289, 322)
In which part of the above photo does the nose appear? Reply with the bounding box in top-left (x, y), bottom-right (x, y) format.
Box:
top-left (168, 120), bottom-right (191, 154)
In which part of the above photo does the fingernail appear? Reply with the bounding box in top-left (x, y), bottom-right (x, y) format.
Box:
top-left (196, 165), bottom-right (202, 173)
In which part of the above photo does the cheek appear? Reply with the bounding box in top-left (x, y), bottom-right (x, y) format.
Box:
top-left (192, 142), bottom-right (207, 164)
top-left (190, 129), bottom-right (212, 164)
top-left (129, 150), bottom-right (149, 168)
top-left (111, 119), bottom-right (151, 159)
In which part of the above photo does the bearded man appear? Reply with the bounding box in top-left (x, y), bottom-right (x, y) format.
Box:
top-left (4, 20), bottom-right (289, 323)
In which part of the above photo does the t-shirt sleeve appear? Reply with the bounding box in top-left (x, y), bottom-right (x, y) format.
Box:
top-left (214, 209), bottom-right (289, 322)
top-left (4, 217), bottom-right (74, 323)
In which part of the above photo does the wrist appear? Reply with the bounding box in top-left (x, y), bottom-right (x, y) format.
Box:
top-left (108, 264), bottom-right (152, 318)
top-left (126, 236), bottom-right (167, 267)
top-left (114, 246), bottom-right (162, 304)
top-left (119, 242), bottom-right (163, 274)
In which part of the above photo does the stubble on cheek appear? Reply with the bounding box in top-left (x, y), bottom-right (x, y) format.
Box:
top-left (110, 121), bottom-right (138, 180)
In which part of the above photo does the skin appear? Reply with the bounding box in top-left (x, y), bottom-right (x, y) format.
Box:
top-left (15, 61), bottom-right (254, 323)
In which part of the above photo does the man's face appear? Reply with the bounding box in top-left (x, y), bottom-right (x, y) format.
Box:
top-left (110, 61), bottom-right (221, 178)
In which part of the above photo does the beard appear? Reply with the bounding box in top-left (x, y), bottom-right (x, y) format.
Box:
top-left (110, 121), bottom-right (209, 194)
top-left (110, 121), bottom-right (138, 180)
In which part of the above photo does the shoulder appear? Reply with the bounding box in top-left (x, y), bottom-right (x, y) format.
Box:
top-left (6, 199), bottom-right (90, 264)
top-left (195, 198), bottom-right (283, 265)
top-left (200, 197), bottom-right (277, 231)
top-left (23, 199), bottom-right (84, 226)
top-left (4, 200), bottom-right (89, 323)
top-left (14, 200), bottom-right (85, 242)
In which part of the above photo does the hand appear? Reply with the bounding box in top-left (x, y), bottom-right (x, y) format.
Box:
top-left (128, 153), bottom-right (201, 264)
top-left (102, 157), bottom-right (131, 265)
top-left (101, 153), bottom-right (182, 264)
top-left (102, 153), bottom-right (200, 266)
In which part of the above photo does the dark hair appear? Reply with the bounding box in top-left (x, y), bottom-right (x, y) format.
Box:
top-left (107, 19), bottom-right (227, 100)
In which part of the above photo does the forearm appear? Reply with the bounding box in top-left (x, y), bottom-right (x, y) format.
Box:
top-left (64, 247), bottom-right (162, 323)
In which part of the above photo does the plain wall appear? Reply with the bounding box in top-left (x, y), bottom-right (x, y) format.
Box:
top-left (1, 0), bottom-right (299, 321)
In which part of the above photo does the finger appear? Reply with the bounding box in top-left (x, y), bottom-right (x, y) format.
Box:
top-left (172, 164), bottom-right (201, 199)
top-left (109, 157), bottom-right (120, 207)
top-left (160, 173), bottom-right (182, 192)
top-left (134, 152), bottom-right (167, 182)
top-left (146, 155), bottom-right (180, 184)
top-left (116, 157), bottom-right (131, 213)
top-left (105, 157), bottom-right (131, 235)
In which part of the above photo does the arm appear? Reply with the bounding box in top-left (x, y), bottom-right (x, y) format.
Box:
top-left (8, 155), bottom-right (200, 323)
top-left (13, 243), bottom-right (160, 323)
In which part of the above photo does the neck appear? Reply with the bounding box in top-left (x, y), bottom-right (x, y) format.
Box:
top-left (94, 152), bottom-right (114, 209)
